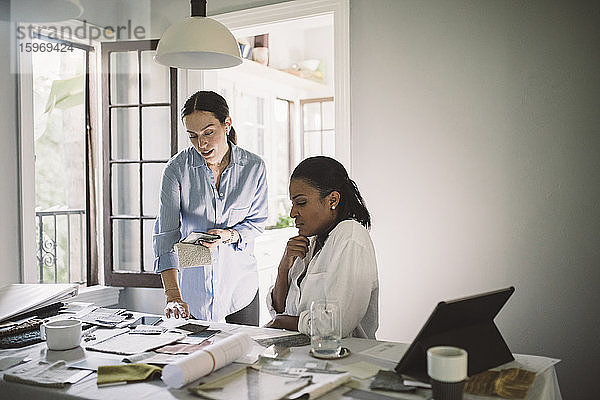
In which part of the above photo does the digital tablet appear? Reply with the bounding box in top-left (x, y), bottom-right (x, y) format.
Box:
top-left (395, 286), bottom-right (515, 381)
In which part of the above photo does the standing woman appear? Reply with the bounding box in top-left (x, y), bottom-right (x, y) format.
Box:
top-left (266, 156), bottom-right (379, 338)
top-left (153, 91), bottom-right (268, 326)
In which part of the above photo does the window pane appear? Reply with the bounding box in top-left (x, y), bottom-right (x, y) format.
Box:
top-left (111, 107), bottom-right (139, 160)
top-left (113, 219), bottom-right (140, 272)
top-left (142, 106), bottom-right (171, 159)
top-left (143, 219), bottom-right (155, 272)
top-left (304, 131), bottom-right (321, 157)
top-left (238, 125), bottom-right (259, 155)
top-left (303, 102), bottom-right (321, 131)
top-left (142, 163), bottom-right (164, 216)
top-left (236, 93), bottom-right (266, 157)
top-left (31, 39), bottom-right (87, 285)
top-left (66, 212), bottom-right (87, 284)
top-left (110, 51), bottom-right (138, 104)
top-left (322, 100), bottom-right (334, 130)
top-left (141, 51), bottom-right (170, 103)
top-left (272, 99), bottom-right (291, 226)
top-left (112, 163), bottom-right (140, 215)
top-left (323, 129), bottom-right (335, 157)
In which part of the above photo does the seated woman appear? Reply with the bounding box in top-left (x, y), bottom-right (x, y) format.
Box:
top-left (265, 156), bottom-right (379, 338)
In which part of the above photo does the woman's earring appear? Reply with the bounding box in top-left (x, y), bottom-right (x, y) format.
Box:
top-left (331, 206), bottom-right (336, 210)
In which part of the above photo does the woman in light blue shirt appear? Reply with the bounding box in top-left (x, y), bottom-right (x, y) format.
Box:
top-left (153, 91), bottom-right (268, 325)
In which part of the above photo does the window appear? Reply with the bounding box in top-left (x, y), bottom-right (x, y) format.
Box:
top-left (19, 34), bottom-right (97, 285)
top-left (101, 40), bottom-right (177, 287)
top-left (301, 97), bottom-right (335, 158)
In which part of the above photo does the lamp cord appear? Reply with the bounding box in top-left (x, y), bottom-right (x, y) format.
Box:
top-left (191, 0), bottom-right (207, 17)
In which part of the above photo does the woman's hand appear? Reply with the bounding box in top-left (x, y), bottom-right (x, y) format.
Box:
top-left (281, 235), bottom-right (310, 271)
top-left (200, 228), bottom-right (239, 250)
top-left (161, 269), bottom-right (189, 318)
top-left (164, 298), bottom-right (190, 319)
top-left (264, 315), bottom-right (300, 331)
top-left (271, 235), bottom-right (309, 314)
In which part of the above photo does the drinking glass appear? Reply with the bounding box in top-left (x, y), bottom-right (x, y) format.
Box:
top-left (310, 300), bottom-right (341, 358)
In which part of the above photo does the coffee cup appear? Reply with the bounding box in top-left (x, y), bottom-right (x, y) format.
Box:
top-left (427, 346), bottom-right (468, 400)
top-left (40, 319), bottom-right (82, 350)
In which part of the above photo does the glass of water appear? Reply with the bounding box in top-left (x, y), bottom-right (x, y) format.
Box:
top-left (310, 300), bottom-right (342, 358)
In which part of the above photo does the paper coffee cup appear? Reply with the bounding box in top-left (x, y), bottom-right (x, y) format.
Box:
top-left (427, 346), bottom-right (467, 400)
top-left (427, 346), bottom-right (468, 382)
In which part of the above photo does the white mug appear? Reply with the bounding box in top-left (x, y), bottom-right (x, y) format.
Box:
top-left (40, 319), bottom-right (82, 350)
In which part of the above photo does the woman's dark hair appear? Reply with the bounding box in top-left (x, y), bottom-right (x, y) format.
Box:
top-left (181, 91), bottom-right (237, 144)
top-left (291, 156), bottom-right (371, 229)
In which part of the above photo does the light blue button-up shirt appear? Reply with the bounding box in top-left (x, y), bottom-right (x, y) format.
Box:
top-left (153, 143), bottom-right (268, 321)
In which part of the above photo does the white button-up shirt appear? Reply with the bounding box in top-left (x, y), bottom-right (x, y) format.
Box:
top-left (153, 144), bottom-right (268, 321)
top-left (267, 219), bottom-right (379, 338)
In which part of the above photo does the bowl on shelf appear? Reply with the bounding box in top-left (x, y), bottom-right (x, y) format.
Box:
top-left (299, 59), bottom-right (320, 71)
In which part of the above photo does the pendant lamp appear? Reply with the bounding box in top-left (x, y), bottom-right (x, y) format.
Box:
top-left (154, 0), bottom-right (242, 70)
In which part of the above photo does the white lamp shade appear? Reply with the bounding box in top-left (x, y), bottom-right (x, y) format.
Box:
top-left (155, 17), bottom-right (242, 70)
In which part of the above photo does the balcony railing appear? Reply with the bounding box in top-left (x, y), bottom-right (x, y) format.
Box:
top-left (36, 209), bottom-right (86, 284)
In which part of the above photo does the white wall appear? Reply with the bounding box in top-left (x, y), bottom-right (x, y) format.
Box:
top-left (0, 18), bottom-right (21, 285)
top-left (349, 1), bottom-right (600, 399)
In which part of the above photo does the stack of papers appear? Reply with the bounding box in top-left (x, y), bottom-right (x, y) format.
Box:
top-left (3, 360), bottom-right (92, 388)
top-left (79, 308), bottom-right (127, 327)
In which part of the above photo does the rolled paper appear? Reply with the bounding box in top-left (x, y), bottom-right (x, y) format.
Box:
top-left (161, 332), bottom-right (253, 388)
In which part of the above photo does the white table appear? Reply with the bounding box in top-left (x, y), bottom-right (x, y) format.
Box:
top-left (0, 318), bottom-right (562, 400)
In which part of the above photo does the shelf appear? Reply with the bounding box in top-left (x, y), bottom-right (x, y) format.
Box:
top-left (221, 59), bottom-right (333, 98)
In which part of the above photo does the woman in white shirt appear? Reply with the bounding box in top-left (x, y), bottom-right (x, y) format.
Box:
top-left (266, 156), bottom-right (379, 338)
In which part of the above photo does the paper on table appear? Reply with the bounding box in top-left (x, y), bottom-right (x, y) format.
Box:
top-left (155, 341), bottom-right (212, 355)
top-left (336, 361), bottom-right (382, 379)
top-left (255, 357), bottom-right (328, 372)
top-left (59, 302), bottom-right (94, 316)
top-left (86, 331), bottom-right (185, 355)
top-left (3, 360), bottom-right (92, 388)
top-left (189, 366), bottom-right (312, 400)
top-left (494, 354), bottom-right (561, 374)
top-left (0, 355), bottom-right (30, 371)
top-left (359, 342), bottom-right (409, 363)
top-left (68, 356), bottom-right (124, 371)
top-left (161, 332), bottom-right (253, 388)
top-left (254, 333), bottom-right (311, 348)
top-left (288, 371), bottom-right (353, 399)
top-left (141, 353), bottom-right (189, 366)
top-left (122, 352), bottom-right (188, 366)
